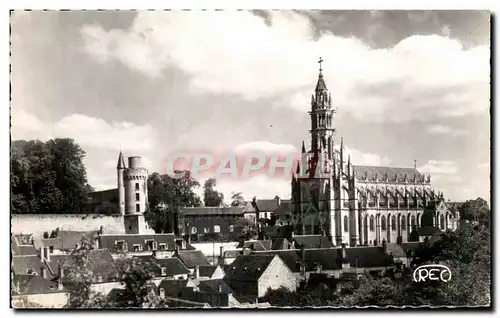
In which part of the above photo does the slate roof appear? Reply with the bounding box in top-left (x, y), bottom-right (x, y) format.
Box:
top-left (39, 231), bottom-right (99, 251)
top-left (12, 235), bottom-right (37, 256)
top-left (12, 254), bottom-right (73, 280)
top-left (271, 238), bottom-right (293, 250)
top-left (274, 200), bottom-right (293, 216)
top-left (343, 247), bottom-right (394, 268)
top-left (198, 278), bottom-right (233, 294)
top-left (223, 255), bottom-right (276, 281)
top-left (353, 166), bottom-right (425, 183)
top-left (158, 279), bottom-right (189, 297)
top-left (254, 199), bottom-right (280, 212)
top-left (240, 240), bottom-right (272, 251)
top-left (180, 207), bottom-right (245, 216)
top-left (385, 243), bottom-right (407, 258)
top-left (134, 255), bottom-right (190, 276)
top-left (175, 250), bottom-right (210, 268)
top-left (256, 250), bottom-right (303, 273)
top-left (98, 233), bottom-right (192, 252)
top-left (292, 235), bottom-right (335, 249)
top-left (198, 265), bottom-right (218, 278)
top-left (223, 250), bottom-right (242, 259)
top-left (302, 249), bottom-right (341, 271)
top-left (12, 275), bottom-right (63, 295)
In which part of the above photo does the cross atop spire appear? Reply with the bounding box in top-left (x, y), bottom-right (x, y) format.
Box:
top-left (318, 57), bottom-right (323, 72)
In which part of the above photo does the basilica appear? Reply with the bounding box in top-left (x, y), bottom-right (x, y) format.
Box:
top-left (290, 60), bottom-right (460, 247)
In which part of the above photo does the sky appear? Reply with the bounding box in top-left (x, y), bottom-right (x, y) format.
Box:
top-left (10, 10), bottom-right (491, 204)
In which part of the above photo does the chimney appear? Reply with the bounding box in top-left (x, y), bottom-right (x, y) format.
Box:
top-left (220, 246), bottom-right (224, 257)
top-left (275, 195), bottom-right (281, 206)
top-left (94, 237), bottom-right (100, 250)
top-left (194, 265), bottom-right (200, 279)
top-left (159, 288), bottom-right (165, 299)
top-left (316, 263), bottom-right (322, 274)
top-left (40, 245), bottom-right (45, 261)
top-left (40, 266), bottom-right (48, 279)
top-left (99, 225), bottom-right (104, 235)
top-left (382, 239), bottom-right (388, 254)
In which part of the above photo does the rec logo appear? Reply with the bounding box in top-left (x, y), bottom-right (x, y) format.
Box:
top-left (413, 264), bottom-right (452, 283)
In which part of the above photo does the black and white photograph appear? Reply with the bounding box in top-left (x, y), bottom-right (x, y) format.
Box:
top-left (9, 9), bottom-right (491, 309)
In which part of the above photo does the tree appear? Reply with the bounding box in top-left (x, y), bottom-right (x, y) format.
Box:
top-left (459, 197), bottom-right (490, 224)
top-left (230, 192), bottom-right (245, 207)
top-left (10, 138), bottom-right (91, 214)
top-left (235, 217), bottom-right (258, 240)
top-left (203, 178), bottom-right (224, 207)
top-left (145, 171), bottom-right (202, 234)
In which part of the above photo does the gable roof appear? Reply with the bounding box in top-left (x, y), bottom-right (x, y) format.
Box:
top-left (198, 278), bottom-right (233, 294)
top-left (12, 275), bottom-right (63, 295)
top-left (198, 265), bottom-right (218, 278)
top-left (253, 199), bottom-right (280, 212)
top-left (158, 279), bottom-right (189, 297)
top-left (274, 200), bottom-right (293, 216)
top-left (255, 250), bottom-right (303, 273)
top-left (240, 240), bottom-right (272, 251)
top-left (292, 235), bottom-right (335, 249)
top-left (12, 235), bottom-right (37, 256)
top-left (343, 247), bottom-right (394, 268)
top-left (134, 256), bottom-right (190, 276)
top-left (223, 255), bottom-right (276, 281)
top-left (180, 207), bottom-right (245, 216)
top-left (176, 250), bottom-right (210, 268)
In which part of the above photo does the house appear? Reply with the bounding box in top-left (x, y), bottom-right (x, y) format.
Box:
top-left (239, 239), bottom-right (272, 252)
top-left (181, 278), bottom-right (241, 307)
top-left (134, 255), bottom-right (191, 280)
top-left (174, 249), bottom-right (210, 274)
top-left (11, 234), bottom-right (37, 256)
top-left (274, 200), bottom-right (293, 226)
top-left (98, 233), bottom-right (193, 258)
top-left (198, 265), bottom-right (225, 280)
top-left (178, 207), bottom-right (246, 229)
top-left (190, 242), bottom-right (239, 265)
top-left (409, 225), bottom-right (442, 242)
top-left (271, 238), bottom-right (294, 250)
top-left (243, 196), bottom-right (284, 221)
top-left (11, 274), bottom-right (69, 308)
top-left (223, 254), bottom-right (297, 303)
top-left (290, 234), bottom-right (335, 249)
top-left (157, 279), bottom-right (190, 298)
top-left (181, 218), bottom-right (241, 243)
top-left (221, 249), bottom-right (242, 265)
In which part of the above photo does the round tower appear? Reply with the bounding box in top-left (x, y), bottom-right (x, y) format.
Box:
top-left (124, 156), bottom-right (149, 215)
top-left (123, 156), bottom-right (153, 234)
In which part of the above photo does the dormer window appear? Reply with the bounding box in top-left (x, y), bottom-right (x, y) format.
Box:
top-left (133, 244), bottom-right (143, 252)
top-left (159, 243), bottom-right (167, 251)
top-left (161, 267), bottom-right (167, 276)
top-left (191, 227), bottom-right (197, 234)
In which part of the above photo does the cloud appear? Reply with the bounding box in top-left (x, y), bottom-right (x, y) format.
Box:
top-left (11, 110), bottom-right (159, 152)
top-left (418, 160), bottom-right (459, 174)
top-left (428, 124), bottom-right (469, 137)
top-left (80, 11), bottom-right (489, 123)
top-left (345, 147), bottom-right (392, 166)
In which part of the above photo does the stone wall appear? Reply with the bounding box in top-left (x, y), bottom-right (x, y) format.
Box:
top-left (11, 214), bottom-right (126, 240)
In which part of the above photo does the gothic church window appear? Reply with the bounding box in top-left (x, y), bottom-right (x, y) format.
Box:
top-left (401, 216), bottom-right (406, 230)
top-left (381, 216), bottom-right (386, 231)
top-left (369, 216), bottom-right (375, 231)
top-left (440, 214), bottom-right (445, 230)
top-left (344, 216), bottom-right (348, 233)
top-left (391, 216), bottom-right (396, 231)
top-left (411, 215), bottom-right (416, 228)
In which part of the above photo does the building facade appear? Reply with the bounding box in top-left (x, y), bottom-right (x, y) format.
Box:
top-left (291, 61), bottom-right (460, 247)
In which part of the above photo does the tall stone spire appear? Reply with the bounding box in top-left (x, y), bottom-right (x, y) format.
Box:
top-left (117, 151), bottom-right (126, 169)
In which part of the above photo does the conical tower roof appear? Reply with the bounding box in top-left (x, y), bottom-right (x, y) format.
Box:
top-left (117, 151), bottom-right (126, 169)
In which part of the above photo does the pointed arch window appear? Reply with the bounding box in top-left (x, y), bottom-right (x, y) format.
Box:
top-left (401, 216), bottom-right (406, 230)
top-left (369, 216), bottom-right (375, 232)
top-left (391, 215), bottom-right (396, 231)
top-left (381, 216), bottom-right (386, 231)
top-left (440, 214), bottom-right (445, 230)
top-left (411, 215), bottom-right (416, 228)
top-left (343, 216), bottom-right (349, 233)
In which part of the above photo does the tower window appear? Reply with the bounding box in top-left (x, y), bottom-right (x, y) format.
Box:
top-left (136, 204), bottom-right (140, 212)
top-left (136, 193), bottom-right (140, 201)
top-left (135, 183), bottom-right (140, 190)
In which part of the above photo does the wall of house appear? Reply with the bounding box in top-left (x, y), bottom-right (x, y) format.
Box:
top-left (257, 257), bottom-right (297, 298)
top-left (211, 266), bottom-right (225, 279)
top-left (12, 214), bottom-right (126, 240)
top-left (12, 293), bottom-right (69, 308)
